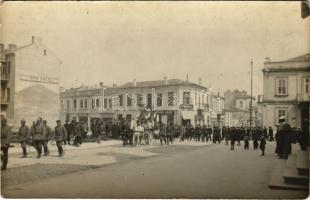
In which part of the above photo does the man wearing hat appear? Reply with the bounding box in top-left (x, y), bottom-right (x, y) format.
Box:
top-left (1, 118), bottom-right (12, 170)
top-left (32, 117), bottom-right (46, 159)
top-left (54, 120), bottom-right (67, 157)
top-left (18, 119), bottom-right (31, 158)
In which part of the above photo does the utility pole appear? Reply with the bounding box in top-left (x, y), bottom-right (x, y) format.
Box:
top-left (250, 60), bottom-right (253, 135)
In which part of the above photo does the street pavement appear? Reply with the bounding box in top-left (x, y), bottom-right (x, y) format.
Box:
top-left (1, 140), bottom-right (308, 199)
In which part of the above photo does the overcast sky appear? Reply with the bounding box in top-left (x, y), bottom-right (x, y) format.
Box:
top-left (0, 1), bottom-right (309, 96)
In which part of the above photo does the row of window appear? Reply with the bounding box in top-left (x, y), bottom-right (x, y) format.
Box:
top-left (62, 91), bottom-right (223, 110)
top-left (275, 77), bottom-right (310, 96)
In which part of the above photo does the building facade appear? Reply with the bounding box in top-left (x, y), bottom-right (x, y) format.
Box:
top-left (0, 36), bottom-right (62, 129)
top-left (60, 78), bottom-right (225, 128)
top-left (260, 54), bottom-right (310, 132)
top-left (223, 89), bottom-right (258, 127)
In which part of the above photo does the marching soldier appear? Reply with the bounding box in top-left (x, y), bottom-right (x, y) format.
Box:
top-left (32, 117), bottom-right (46, 158)
top-left (1, 118), bottom-right (12, 170)
top-left (18, 119), bottom-right (31, 158)
top-left (43, 120), bottom-right (52, 156)
top-left (54, 120), bottom-right (67, 157)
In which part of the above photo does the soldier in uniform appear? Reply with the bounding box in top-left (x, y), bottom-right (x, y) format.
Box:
top-left (213, 125), bottom-right (221, 144)
top-left (179, 124), bottom-right (186, 142)
top-left (1, 118), bottom-right (12, 170)
top-left (244, 127), bottom-right (250, 150)
top-left (252, 127), bottom-right (259, 150)
top-left (32, 117), bottom-right (46, 158)
top-left (166, 122), bottom-right (174, 145)
top-left (73, 121), bottom-right (83, 146)
top-left (64, 119), bottom-right (71, 145)
top-left (54, 120), bottom-right (67, 157)
top-left (259, 135), bottom-right (267, 156)
top-left (230, 126), bottom-right (236, 150)
top-left (268, 126), bottom-right (274, 141)
top-left (43, 120), bottom-right (52, 156)
top-left (159, 121), bottom-right (167, 146)
top-left (18, 119), bottom-right (31, 158)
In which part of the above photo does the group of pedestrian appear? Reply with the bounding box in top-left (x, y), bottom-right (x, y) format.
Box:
top-left (0, 117), bottom-right (67, 171)
top-left (222, 126), bottom-right (269, 156)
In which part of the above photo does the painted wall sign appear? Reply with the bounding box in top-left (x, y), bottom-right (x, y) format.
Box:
top-left (20, 74), bottom-right (60, 84)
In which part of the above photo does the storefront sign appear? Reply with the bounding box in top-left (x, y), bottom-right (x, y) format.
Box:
top-left (20, 74), bottom-right (60, 84)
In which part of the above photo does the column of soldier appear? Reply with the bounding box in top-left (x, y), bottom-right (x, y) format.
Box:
top-left (1, 117), bottom-right (90, 170)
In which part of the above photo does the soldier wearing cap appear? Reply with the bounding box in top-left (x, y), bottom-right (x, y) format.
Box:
top-left (31, 117), bottom-right (46, 158)
top-left (1, 118), bottom-right (12, 170)
top-left (54, 120), bottom-right (67, 157)
top-left (18, 119), bottom-right (31, 158)
top-left (43, 120), bottom-right (52, 156)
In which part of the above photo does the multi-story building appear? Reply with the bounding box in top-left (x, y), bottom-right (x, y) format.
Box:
top-left (223, 89), bottom-right (258, 127)
top-left (60, 77), bottom-right (225, 128)
top-left (59, 83), bottom-right (115, 127)
top-left (0, 36), bottom-right (62, 129)
top-left (260, 54), bottom-right (310, 132)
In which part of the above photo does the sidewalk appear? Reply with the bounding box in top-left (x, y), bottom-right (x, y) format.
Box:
top-left (7, 139), bottom-right (213, 168)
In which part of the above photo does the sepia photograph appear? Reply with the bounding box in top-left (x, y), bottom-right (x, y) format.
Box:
top-left (0, 1), bottom-right (309, 199)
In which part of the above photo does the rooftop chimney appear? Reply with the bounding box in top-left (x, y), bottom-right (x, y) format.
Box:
top-left (133, 79), bottom-right (137, 87)
top-left (99, 82), bottom-right (104, 87)
top-left (186, 74), bottom-right (189, 82)
top-left (198, 77), bottom-right (202, 85)
top-left (8, 44), bottom-right (17, 51)
top-left (31, 36), bottom-right (42, 44)
top-left (265, 57), bottom-right (271, 63)
top-left (164, 76), bottom-right (168, 85)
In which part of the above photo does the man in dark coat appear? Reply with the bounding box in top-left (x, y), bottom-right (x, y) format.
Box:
top-left (268, 126), bottom-right (274, 141)
top-left (18, 119), bottom-right (31, 158)
top-left (278, 116), bottom-right (292, 159)
top-left (213, 125), bottom-right (221, 144)
top-left (230, 126), bottom-right (236, 150)
top-left (244, 127), bottom-right (250, 150)
top-left (263, 126), bottom-right (268, 139)
top-left (75, 121), bottom-right (83, 146)
top-left (1, 118), bottom-right (12, 170)
top-left (54, 120), bottom-right (67, 157)
top-left (252, 127), bottom-right (259, 150)
top-left (32, 117), bottom-right (46, 158)
top-left (159, 122), bottom-right (167, 146)
top-left (260, 135), bottom-right (267, 156)
top-left (64, 119), bottom-right (72, 145)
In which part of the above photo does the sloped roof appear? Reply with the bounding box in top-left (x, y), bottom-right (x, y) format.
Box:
top-left (119, 78), bottom-right (207, 89)
top-left (284, 53), bottom-right (310, 62)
